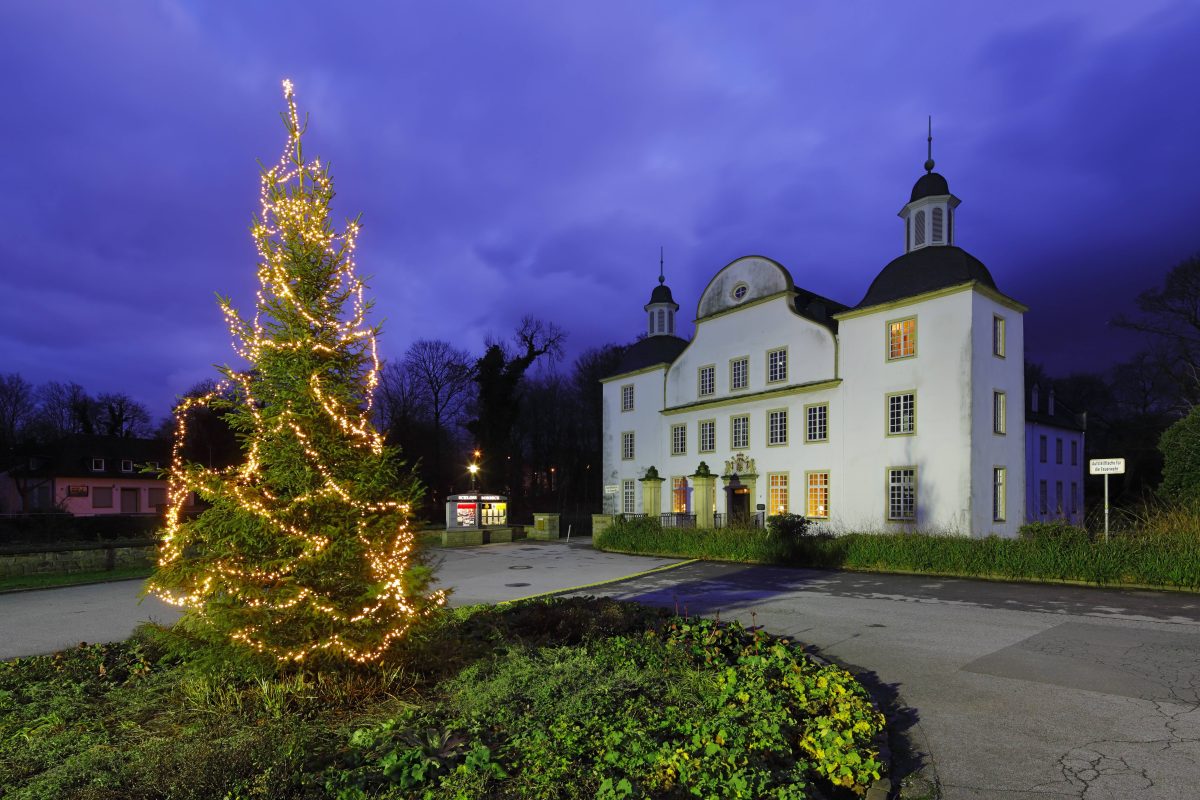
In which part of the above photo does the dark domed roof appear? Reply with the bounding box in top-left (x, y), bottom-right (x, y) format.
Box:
top-left (607, 335), bottom-right (688, 378)
top-left (858, 245), bottom-right (996, 308)
top-left (648, 283), bottom-right (676, 305)
top-left (910, 172), bottom-right (949, 202)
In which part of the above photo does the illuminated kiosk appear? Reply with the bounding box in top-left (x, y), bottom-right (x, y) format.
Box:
top-left (443, 493), bottom-right (509, 546)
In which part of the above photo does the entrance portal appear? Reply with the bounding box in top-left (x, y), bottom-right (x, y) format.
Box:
top-left (727, 484), bottom-right (750, 525)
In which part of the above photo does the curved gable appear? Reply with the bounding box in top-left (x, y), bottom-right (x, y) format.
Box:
top-left (696, 256), bottom-right (793, 319)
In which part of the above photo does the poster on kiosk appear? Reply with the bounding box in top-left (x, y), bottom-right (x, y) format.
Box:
top-left (445, 494), bottom-right (507, 529)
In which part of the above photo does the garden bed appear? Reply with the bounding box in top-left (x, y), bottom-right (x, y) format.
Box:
top-left (0, 597), bottom-right (887, 799)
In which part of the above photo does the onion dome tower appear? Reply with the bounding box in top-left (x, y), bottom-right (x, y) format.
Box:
top-left (857, 119), bottom-right (998, 309)
top-left (645, 247), bottom-right (679, 336)
top-left (899, 117), bottom-right (960, 252)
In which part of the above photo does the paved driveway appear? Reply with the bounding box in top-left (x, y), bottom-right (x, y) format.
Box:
top-left (577, 561), bottom-right (1200, 800)
top-left (3, 540), bottom-right (1199, 799)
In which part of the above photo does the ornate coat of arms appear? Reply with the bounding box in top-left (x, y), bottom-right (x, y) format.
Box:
top-left (723, 453), bottom-right (756, 477)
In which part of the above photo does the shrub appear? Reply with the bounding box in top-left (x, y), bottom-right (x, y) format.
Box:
top-left (766, 513), bottom-right (817, 539)
top-left (1159, 406), bottom-right (1200, 506)
top-left (1018, 520), bottom-right (1090, 544)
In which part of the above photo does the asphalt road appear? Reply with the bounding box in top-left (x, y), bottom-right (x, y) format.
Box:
top-left (3, 540), bottom-right (1199, 799)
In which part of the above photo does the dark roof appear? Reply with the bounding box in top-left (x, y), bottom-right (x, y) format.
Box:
top-left (5, 435), bottom-right (169, 480)
top-left (1025, 388), bottom-right (1087, 432)
top-left (793, 288), bottom-right (850, 333)
top-left (607, 335), bottom-right (689, 378)
top-left (910, 171), bottom-right (950, 202)
top-left (648, 283), bottom-right (677, 305)
top-left (857, 245), bottom-right (996, 309)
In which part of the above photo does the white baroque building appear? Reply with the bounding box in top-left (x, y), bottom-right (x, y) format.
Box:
top-left (601, 156), bottom-right (1027, 537)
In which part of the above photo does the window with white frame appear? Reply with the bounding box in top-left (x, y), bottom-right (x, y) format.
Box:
top-left (768, 473), bottom-right (789, 515)
top-left (993, 316), bottom-right (1006, 357)
top-left (887, 392), bottom-right (915, 435)
top-left (699, 365), bottom-right (715, 397)
top-left (888, 467), bottom-right (916, 521)
top-left (91, 458), bottom-right (105, 472)
top-left (993, 391), bottom-right (1006, 435)
top-left (731, 357), bottom-right (749, 390)
top-left (993, 467), bottom-right (1006, 522)
top-left (887, 317), bottom-right (916, 360)
top-left (121, 459), bottom-right (134, 473)
top-left (671, 423), bottom-right (687, 456)
top-left (699, 420), bottom-right (715, 453)
top-left (622, 479), bottom-right (636, 514)
top-left (620, 384), bottom-right (634, 412)
top-left (807, 471), bottom-right (829, 518)
top-left (767, 348), bottom-right (787, 383)
top-left (621, 431), bottom-right (635, 461)
top-left (731, 415), bottom-right (749, 449)
top-left (768, 409), bottom-right (788, 446)
top-left (806, 403), bottom-right (828, 442)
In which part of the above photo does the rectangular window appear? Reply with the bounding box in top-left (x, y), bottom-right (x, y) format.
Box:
top-left (1056, 438), bottom-right (1063, 465)
top-left (699, 420), bottom-right (716, 453)
top-left (1056, 481), bottom-right (1064, 515)
top-left (993, 467), bottom-right (1006, 522)
top-left (768, 473), bottom-right (789, 515)
top-left (120, 459), bottom-right (134, 473)
top-left (887, 317), bottom-right (917, 361)
top-left (730, 357), bottom-right (749, 390)
top-left (807, 471), bottom-right (829, 519)
top-left (91, 458), bottom-right (105, 472)
top-left (1039, 480), bottom-right (1047, 515)
top-left (671, 477), bottom-right (689, 513)
top-left (887, 392), bottom-right (916, 436)
top-left (993, 391), bottom-right (1006, 434)
top-left (1071, 440), bottom-right (1078, 466)
top-left (621, 431), bottom-right (635, 461)
top-left (767, 409), bottom-right (788, 446)
top-left (1071, 482), bottom-right (1078, 515)
top-left (148, 487), bottom-right (167, 508)
top-left (698, 365), bottom-right (715, 397)
top-left (731, 415), bottom-right (749, 450)
top-left (671, 423), bottom-right (687, 456)
top-left (993, 315), bottom-right (1006, 357)
top-left (620, 384), bottom-right (634, 412)
top-left (622, 479), bottom-right (636, 514)
top-left (92, 486), bottom-right (113, 509)
top-left (887, 467), bottom-right (916, 521)
top-left (1039, 435), bottom-right (1047, 463)
top-left (767, 347), bottom-right (788, 383)
top-left (805, 403), bottom-right (828, 443)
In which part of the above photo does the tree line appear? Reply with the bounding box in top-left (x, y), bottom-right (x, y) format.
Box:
top-left (0, 378), bottom-right (155, 451)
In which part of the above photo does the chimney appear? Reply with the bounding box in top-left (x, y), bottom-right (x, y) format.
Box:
top-left (1048, 388), bottom-right (1056, 416)
top-left (1031, 383), bottom-right (1039, 413)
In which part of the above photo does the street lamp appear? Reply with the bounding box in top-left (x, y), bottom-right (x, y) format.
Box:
top-left (468, 462), bottom-right (479, 491)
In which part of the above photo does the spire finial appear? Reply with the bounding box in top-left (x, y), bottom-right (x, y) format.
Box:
top-left (924, 116), bottom-right (935, 173)
top-left (658, 246), bottom-right (665, 285)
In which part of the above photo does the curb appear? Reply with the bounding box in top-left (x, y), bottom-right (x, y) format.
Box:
top-left (0, 572), bottom-right (153, 595)
top-left (498, 558), bottom-right (699, 605)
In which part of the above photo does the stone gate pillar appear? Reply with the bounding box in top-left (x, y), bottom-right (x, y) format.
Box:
top-left (639, 466), bottom-right (664, 519)
top-left (691, 461), bottom-right (716, 529)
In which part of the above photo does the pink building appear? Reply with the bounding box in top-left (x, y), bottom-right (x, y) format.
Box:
top-left (0, 435), bottom-right (170, 516)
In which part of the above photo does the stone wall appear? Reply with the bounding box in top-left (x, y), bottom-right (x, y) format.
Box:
top-left (0, 540), bottom-right (156, 578)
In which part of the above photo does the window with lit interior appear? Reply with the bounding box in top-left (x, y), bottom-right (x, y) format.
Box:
top-left (887, 317), bottom-right (916, 360)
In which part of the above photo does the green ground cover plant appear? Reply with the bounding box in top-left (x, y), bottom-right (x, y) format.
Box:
top-left (595, 511), bottom-right (1200, 590)
top-left (0, 597), bottom-right (885, 799)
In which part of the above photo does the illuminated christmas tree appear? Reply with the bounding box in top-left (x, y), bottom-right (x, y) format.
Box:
top-left (149, 80), bottom-right (444, 665)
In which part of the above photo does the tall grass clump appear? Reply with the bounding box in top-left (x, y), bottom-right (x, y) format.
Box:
top-left (595, 510), bottom-right (1200, 591)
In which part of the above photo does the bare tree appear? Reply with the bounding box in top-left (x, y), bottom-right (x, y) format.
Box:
top-left (402, 340), bottom-right (475, 502)
top-left (34, 381), bottom-right (97, 439)
top-left (0, 373), bottom-right (36, 453)
top-left (96, 392), bottom-right (154, 438)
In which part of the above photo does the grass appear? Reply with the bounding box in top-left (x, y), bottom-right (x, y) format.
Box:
top-left (595, 511), bottom-right (1200, 591)
top-left (0, 566), bottom-right (154, 593)
top-left (0, 597), bottom-right (887, 799)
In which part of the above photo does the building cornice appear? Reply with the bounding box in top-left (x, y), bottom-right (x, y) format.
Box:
top-left (833, 280), bottom-right (1028, 321)
top-left (661, 378), bottom-right (842, 416)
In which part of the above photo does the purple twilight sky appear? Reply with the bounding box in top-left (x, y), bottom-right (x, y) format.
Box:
top-left (2, 1), bottom-right (1198, 420)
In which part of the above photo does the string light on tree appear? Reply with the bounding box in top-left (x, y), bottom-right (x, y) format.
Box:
top-left (148, 79), bottom-right (444, 665)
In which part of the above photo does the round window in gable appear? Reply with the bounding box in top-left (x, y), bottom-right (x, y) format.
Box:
top-left (731, 282), bottom-right (749, 302)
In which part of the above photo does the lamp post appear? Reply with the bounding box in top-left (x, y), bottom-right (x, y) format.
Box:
top-left (468, 463), bottom-right (479, 491)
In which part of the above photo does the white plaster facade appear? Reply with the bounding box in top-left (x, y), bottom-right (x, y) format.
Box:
top-left (601, 166), bottom-right (1028, 537)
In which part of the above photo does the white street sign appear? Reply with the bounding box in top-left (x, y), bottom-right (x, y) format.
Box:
top-left (1089, 458), bottom-right (1126, 475)
top-left (603, 484), bottom-right (619, 494)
